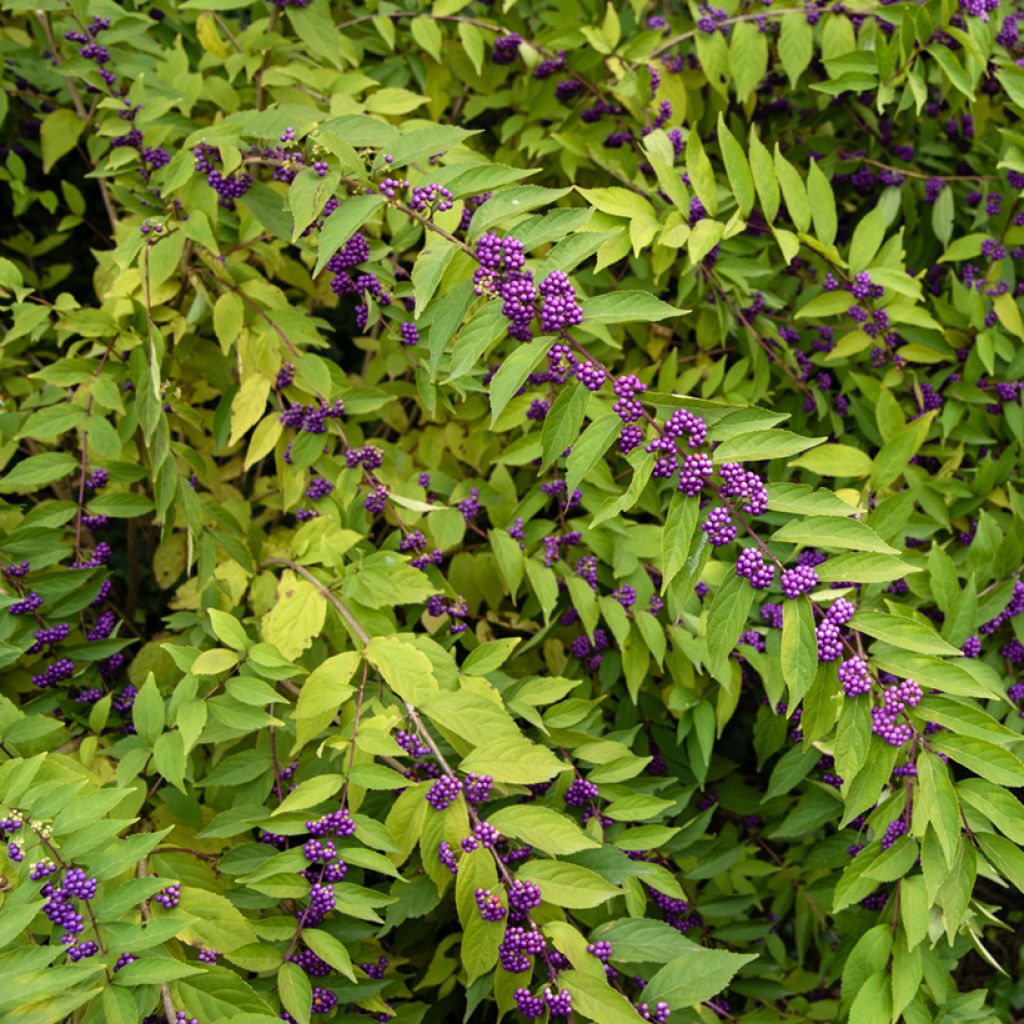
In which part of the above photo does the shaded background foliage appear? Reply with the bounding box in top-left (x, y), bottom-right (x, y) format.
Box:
top-left (1, 0), bottom-right (1024, 1022)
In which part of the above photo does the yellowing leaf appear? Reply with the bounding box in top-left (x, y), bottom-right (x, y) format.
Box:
top-left (229, 374), bottom-right (270, 447)
top-left (41, 109), bottom-right (84, 174)
top-left (364, 88), bottom-right (429, 115)
top-left (171, 887), bottom-right (258, 953)
top-left (366, 635), bottom-right (438, 705)
top-left (191, 647), bottom-right (241, 675)
top-left (260, 570), bottom-right (327, 660)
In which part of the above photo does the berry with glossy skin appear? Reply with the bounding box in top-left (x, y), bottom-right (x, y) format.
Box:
top-left (839, 657), bottom-right (872, 696)
top-left (961, 635), bottom-right (981, 657)
top-left (619, 423), bottom-right (644, 453)
top-left (509, 879), bottom-right (542, 911)
top-left (64, 868), bottom-right (98, 900)
top-left (475, 888), bottom-right (506, 921)
top-left (514, 989), bottom-right (545, 1018)
top-left (492, 33), bottom-right (522, 64)
top-left (718, 462), bottom-right (768, 515)
top-left (544, 989), bottom-right (573, 1017)
top-left (780, 565), bottom-right (819, 599)
top-left (473, 821), bottom-right (501, 848)
top-left (426, 775), bottom-right (462, 810)
top-left (463, 772), bottom-right (493, 804)
top-left (678, 452), bottom-right (713, 495)
top-left (736, 548), bottom-right (775, 590)
top-left (154, 883), bottom-right (180, 909)
top-left (311, 987), bottom-right (337, 1014)
top-left (638, 1002), bottom-right (671, 1023)
top-left (827, 597), bottom-right (856, 625)
top-left (664, 408), bottom-right (707, 447)
top-left (9, 592), bottom-right (43, 615)
top-left (701, 507), bottom-right (736, 547)
top-left (564, 777), bottom-right (598, 806)
top-left (870, 706), bottom-right (913, 747)
top-left (438, 841), bottom-right (458, 874)
top-left (576, 360), bottom-right (606, 391)
top-left (816, 620), bottom-right (843, 661)
top-left (539, 271), bottom-right (583, 331)
top-left (881, 817), bottom-right (907, 850)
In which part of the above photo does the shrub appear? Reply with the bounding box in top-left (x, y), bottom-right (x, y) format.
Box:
top-left (1, 1), bottom-right (1023, 1023)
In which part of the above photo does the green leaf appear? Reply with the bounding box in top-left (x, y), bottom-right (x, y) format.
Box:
top-left (487, 805), bottom-right (600, 855)
top-left (302, 929), bottom-right (356, 982)
top-left (850, 610), bottom-right (962, 656)
top-left (40, 109), bottom-right (84, 174)
top-left (561, 970), bottom-right (651, 1024)
top-left (515, 861), bottom-right (622, 908)
top-left (713, 430), bottom-right (825, 462)
top-left (716, 115), bottom-right (754, 216)
top-left (208, 609), bottom-right (249, 652)
top-left (371, 125), bottom-right (477, 172)
top-left (848, 972), bottom-right (891, 1024)
top-left (932, 184), bottom-right (954, 246)
top-left (365, 636), bottom-right (438, 706)
top-left (771, 516), bottom-right (899, 555)
top-left (766, 483), bottom-right (860, 518)
top-left (779, 13), bottom-right (814, 87)
top-left (730, 22), bottom-right (769, 102)
top-left (278, 963), bottom-right (311, 1024)
top-left (834, 696), bottom-right (872, 789)
top-left (976, 833), bottom-right (1024, 892)
top-left (260, 570), bottom-right (326, 661)
top-left (589, 919), bottom-right (698, 963)
top-left (0, 453), bottom-right (77, 492)
top-left (794, 291), bottom-right (856, 319)
top-left (292, 651), bottom-right (360, 751)
top-left (578, 291), bottom-right (687, 324)
top-left (788, 442), bottom-right (872, 477)
top-left (469, 186), bottom-right (572, 236)
top-left (748, 130), bottom-right (779, 223)
top-left (871, 414), bottom-right (932, 489)
top-left (488, 334), bottom-right (551, 427)
top-left (462, 637), bottom-right (521, 675)
top-left (662, 492), bottom-right (699, 592)
top-left (643, 948), bottom-right (758, 1008)
top-left (816, 553), bottom-right (915, 584)
top-left (848, 203), bottom-right (887, 273)
top-left (133, 673), bottom-right (165, 747)
top-left (705, 569), bottom-right (755, 675)
top-left (918, 753), bottom-right (960, 864)
top-left (171, 970), bottom-right (275, 1021)
top-left (957, 778), bottom-right (1024, 844)
top-left (685, 130), bottom-right (717, 216)
top-left (541, 383), bottom-right (589, 473)
top-left (460, 737), bottom-right (565, 784)
top-left (191, 647), bottom-right (240, 676)
top-left (271, 774), bottom-right (344, 816)
top-left (774, 145), bottom-right (811, 233)
top-left (781, 599), bottom-right (817, 707)
top-left (938, 232), bottom-right (988, 264)
top-left (565, 412), bottom-right (621, 495)
top-left (806, 162), bottom-right (837, 246)
top-left (314, 195), bottom-right (385, 277)
top-left (930, 734), bottom-right (1024, 787)
top-left (113, 958), bottom-right (206, 985)
top-left (412, 240), bottom-right (457, 317)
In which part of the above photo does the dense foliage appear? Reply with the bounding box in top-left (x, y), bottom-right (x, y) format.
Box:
top-left (2, 0), bottom-right (1024, 1021)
